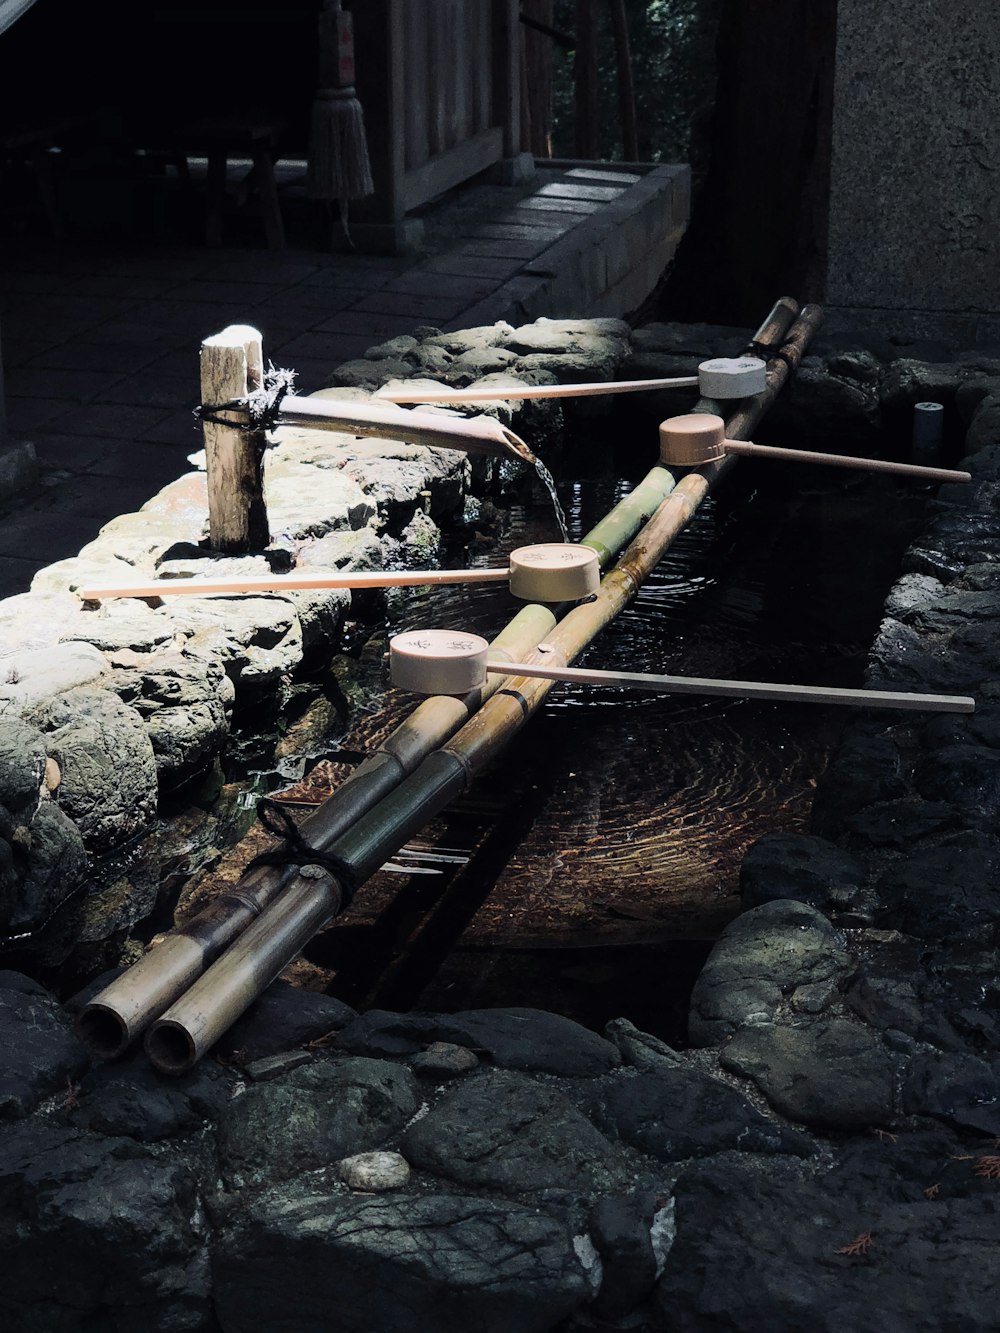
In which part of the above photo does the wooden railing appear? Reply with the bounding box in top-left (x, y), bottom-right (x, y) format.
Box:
top-left (352, 0), bottom-right (524, 249)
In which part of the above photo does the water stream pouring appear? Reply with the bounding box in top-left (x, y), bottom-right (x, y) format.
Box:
top-left (389, 630), bottom-right (975, 714)
top-left (658, 413), bottom-right (972, 485)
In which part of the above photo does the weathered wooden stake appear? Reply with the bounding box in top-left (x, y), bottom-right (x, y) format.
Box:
top-left (200, 324), bottom-right (270, 553)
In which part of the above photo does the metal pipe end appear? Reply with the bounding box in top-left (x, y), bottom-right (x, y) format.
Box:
top-left (76, 1003), bottom-right (132, 1061)
top-left (145, 1019), bottom-right (198, 1076)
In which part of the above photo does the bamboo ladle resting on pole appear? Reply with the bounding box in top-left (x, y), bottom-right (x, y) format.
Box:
top-left (389, 630), bottom-right (975, 715)
top-left (77, 543), bottom-right (600, 604)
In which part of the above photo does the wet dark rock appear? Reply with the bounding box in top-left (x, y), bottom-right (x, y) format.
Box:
top-left (217, 1056), bottom-right (419, 1186)
top-left (0, 981), bottom-right (88, 1119)
top-left (23, 686), bottom-right (157, 854)
top-left (588, 1190), bottom-right (663, 1319)
top-left (0, 1124), bottom-right (211, 1332)
top-left (652, 1155), bottom-right (1000, 1333)
top-left (916, 744), bottom-right (1000, 825)
top-left (409, 1040), bottom-right (480, 1078)
top-left (874, 832), bottom-right (1000, 940)
top-left (810, 734), bottom-right (908, 838)
top-left (364, 334), bottom-right (419, 361)
top-left (769, 357), bottom-right (882, 448)
top-left (589, 1064), bottom-right (814, 1161)
top-left (907, 588), bottom-right (1000, 634)
top-left (902, 1052), bottom-right (1000, 1136)
top-left (868, 615), bottom-right (989, 690)
top-left (964, 394), bottom-right (1000, 455)
top-left (688, 901), bottom-right (854, 1047)
top-left (719, 1018), bottom-right (898, 1129)
top-left (883, 571), bottom-right (947, 620)
top-left (740, 831), bottom-right (865, 913)
top-left (3, 799), bottom-right (87, 936)
top-left (845, 965), bottom-right (958, 1050)
top-left (0, 719), bottom-right (47, 817)
top-left (604, 1017), bottom-right (685, 1072)
top-left (336, 1007), bottom-right (621, 1076)
top-left (402, 1069), bottom-right (625, 1196)
top-left (71, 1051), bottom-right (232, 1142)
top-left (844, 796), bottom-right (958, 847)
top-left (213, 1188), bottom-right (592, 1333)
top-left (217, 978), bottom-right (356, 1061)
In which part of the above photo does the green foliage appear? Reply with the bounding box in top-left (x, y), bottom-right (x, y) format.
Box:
top-left (550, 0), bottom-right (721, 168)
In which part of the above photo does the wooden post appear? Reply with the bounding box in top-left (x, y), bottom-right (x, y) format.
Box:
top-left (492, 0), bottom-right (522, 159)
top-left (200, 325), bottom-right (270, 553)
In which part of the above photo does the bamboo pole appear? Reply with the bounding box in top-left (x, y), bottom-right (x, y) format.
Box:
top-left (380, 374), bottom-right (700, 404)
top-left (201, 326), bottom-right (270, 553)
top-left (141, 300), bottom-right (812, 1073)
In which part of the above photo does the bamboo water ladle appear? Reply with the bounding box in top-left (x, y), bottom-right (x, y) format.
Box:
top-left (390, 630), bottom-right (975, 714)
top-left (378, 356), bottom-right (762, 404)
top-left (77, 543), bottom-right (601, 605)
top-left (658, 414), bottom-right (971, 484)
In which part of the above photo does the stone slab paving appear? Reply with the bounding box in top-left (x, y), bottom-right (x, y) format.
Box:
top-left (0, 161), bottom-right (689, 599)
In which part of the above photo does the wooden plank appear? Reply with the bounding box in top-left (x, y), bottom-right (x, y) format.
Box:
top-left (402, 126), bottom-right (504, 211)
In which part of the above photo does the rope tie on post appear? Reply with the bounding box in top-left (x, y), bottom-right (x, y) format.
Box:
top-left (244, 798), bottom-right (359, 907)
top-left (194, 365), bottom-right (297, 433)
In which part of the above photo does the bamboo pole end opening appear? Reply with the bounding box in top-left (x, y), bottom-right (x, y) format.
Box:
top-left (76, 1003), bottom-right (132, 1062)
top-left (145, 1020), bottom-right (199, 1076)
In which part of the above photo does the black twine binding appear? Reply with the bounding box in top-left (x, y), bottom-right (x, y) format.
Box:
top-left (245, 797), bottom-right (358, 907)
top-left (194, 364), bottom-right (297, 434)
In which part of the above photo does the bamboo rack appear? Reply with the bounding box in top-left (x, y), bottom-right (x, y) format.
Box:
top-left (135, 300), bottom-right (825, 1074)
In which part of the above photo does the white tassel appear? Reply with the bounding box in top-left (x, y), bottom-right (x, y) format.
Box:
top-left (306, 87), bottom-right (374, 202)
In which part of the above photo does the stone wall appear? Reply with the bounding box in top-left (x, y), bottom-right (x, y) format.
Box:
top-left (826, 0), bottom-right (1000, 338)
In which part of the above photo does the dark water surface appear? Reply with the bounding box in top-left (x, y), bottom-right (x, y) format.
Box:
top-left (296, 439), bottom-right (926, 1038)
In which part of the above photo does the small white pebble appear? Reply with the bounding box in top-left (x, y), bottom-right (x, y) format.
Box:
top-left (336, 1150), bottom-right (410, 1192)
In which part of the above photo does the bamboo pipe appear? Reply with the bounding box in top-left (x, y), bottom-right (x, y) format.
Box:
top-left (274, 394), bottom-right (535, 464)
top-left (481, 660), bottom-right (974, 713)
top-left (78, 465), bottom-right (687, 1058)
top-left (379, 375), bottom-right (700, 404)
top-left (143, 301), bottom-right (813, 1073)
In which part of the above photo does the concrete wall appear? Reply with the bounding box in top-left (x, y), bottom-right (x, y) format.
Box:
top-left (826, 0), bottom-right (1000, 336)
